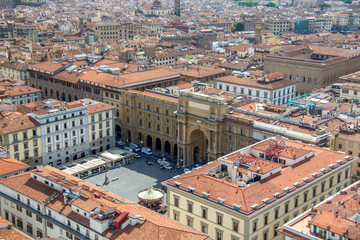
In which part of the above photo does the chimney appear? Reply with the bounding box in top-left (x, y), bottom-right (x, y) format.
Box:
top-left (36, 165), bottom-right (43, 172)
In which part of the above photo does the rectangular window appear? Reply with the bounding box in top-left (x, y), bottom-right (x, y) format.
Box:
top-left (253, 221), bottom-right (257, 232)
top-left (36, 230), bottom-right (43, 238)
top-left (217, 214), bottom-right (223, 225)
top-left (187, 202), bottom-right (193, 213)
top-left (174, 196), bottom-right (179, 207)
top-left (27, 224), bottom-right (33, 235)
top-left (66, 231), bottom-right (73, 239)
top-left (26, 210), bottom-right (32, 217)
top-left (16, 218), bottom-right (23, 229)
top-left (216, 230), bottom-right (223, 240)
top-left (173, 211), bottom-right (179, 221)
top-left (233, 220), bottom-right (239, 232)
top-left (187, 216), bottom-right (193, 227)
top-left (16, 205), bottom-right (22, 212)
top-left (202, 208), bottom-right (207, 219)
top-left (36, 215), bottom-right (42, 223)
top-left (201, 222), bottom-right (208, 234)
top-left (47, 221), bottom-right (53, 229)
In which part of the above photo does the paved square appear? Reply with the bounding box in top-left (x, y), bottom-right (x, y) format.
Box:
top-left (85, 156), bottom-right (179, 203)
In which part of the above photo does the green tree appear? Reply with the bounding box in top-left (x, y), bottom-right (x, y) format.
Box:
top-left (264, 1), bottom-right (278, 7)
top-left (232, 21), bottom-right (244, 32)
top-left (238, 0), bottom-right (259, 7)
top-left (200, 14), bottom-right (207, 18)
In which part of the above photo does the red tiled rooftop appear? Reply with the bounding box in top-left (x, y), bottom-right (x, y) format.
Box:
top-left (0, 158), bottom-right (28, 175)
top-left (165, 137), bottom-right (354, 214)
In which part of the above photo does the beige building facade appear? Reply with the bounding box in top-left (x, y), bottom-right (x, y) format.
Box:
top-left (0, 115), bottom-right (41, 167)
top-left (264, 47), bottom-right (360, 95)
top-left (93, 22), bottom-right (142, 42)
top-left (330, 129), bottom-right (360, 182)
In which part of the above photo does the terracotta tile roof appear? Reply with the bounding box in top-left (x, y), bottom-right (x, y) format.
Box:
top-left (216, 75), bottom-right (296, 90)
top-left (248, 159), bottom-right (282, 174)
top-left (165, 137), bottom-right (354, 214)
top-left (81, 99), bottom-right (116, 114)
top-left (29, 61), bottom-right (68, 73)
top-left (309, 45), bottom-right (360, 58)
top-left (46, 194), bottom-right (90, 227)
top-left (282, 182), bottom-right (360, 239)
top-left (0, 158), bottom-right (28, 176)
top-left (0, 173), bottom-right (57, 202)
top-left (1, 85), bottom-right (41, 97)
top-left (29, 166), bottom-right (208, 240)
top-left (79, 69), bottom-right (179, 89)
top-left (171, 67), bottom-right (225, 79)
top-left (53, 70), bottom-right (81, 84)
top-left (0, 61), bottom-right (28, 71)
top-left (0, 216), bottom-right (33, 240)
top-left (0, 113), bottom-right (39, 134)
top-left (278, 146), bottom-right (312, 160)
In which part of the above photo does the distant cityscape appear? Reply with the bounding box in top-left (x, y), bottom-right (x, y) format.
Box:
top-left (0, 0), bottom-right (359, 240)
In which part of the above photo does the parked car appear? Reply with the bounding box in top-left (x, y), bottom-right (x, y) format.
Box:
top-left (157, 159), bottom-right (164, 164)
top-left (134, 154), bottom-right (141, 159)
top-left (129, 143), bottom-right (141, 152)
top-left (160, 161), bottom-right (170, 168)
top-left (165, 165), bottom-right (173, 171)
top-left (141, 147), bottom-right (153, 156)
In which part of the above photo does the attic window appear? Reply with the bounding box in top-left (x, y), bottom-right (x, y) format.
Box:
top-left (217, 198), bottom-right (225, 204)
top-left (233, 204), bottom-right (241, 210)
top-left (251, 204), bottom-right (258, 210)
top-left (283, 187), bottom-right (291, 193)
top-left (202, 192), bottom-right (209, 198)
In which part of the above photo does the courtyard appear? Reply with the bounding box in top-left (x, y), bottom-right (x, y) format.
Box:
top-left (85, 155), bottom-right (180, 203)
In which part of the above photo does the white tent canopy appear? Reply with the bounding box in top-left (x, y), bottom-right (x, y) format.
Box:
top-left (137, 188), bottom-right (164, 201)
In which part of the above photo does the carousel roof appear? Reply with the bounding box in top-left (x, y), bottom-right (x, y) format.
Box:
top-left (138, 187), bottom-right (164, 201)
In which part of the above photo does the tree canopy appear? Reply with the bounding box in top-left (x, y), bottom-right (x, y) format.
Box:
top-left (264, 1), bottom-right (278, 7)
top-left (237, 0), bottom-right (259, 7)
top-left (232, 21), bottom-right (245, 32)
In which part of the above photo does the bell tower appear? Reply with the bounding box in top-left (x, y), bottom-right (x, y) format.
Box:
top-left (174, 0), bottom-right (180, 16)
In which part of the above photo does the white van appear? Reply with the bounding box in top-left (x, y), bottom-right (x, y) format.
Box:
top-left (141, 147), bottom-right (153, 156)
top-left (129, 143), bottom-right (141, 152)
